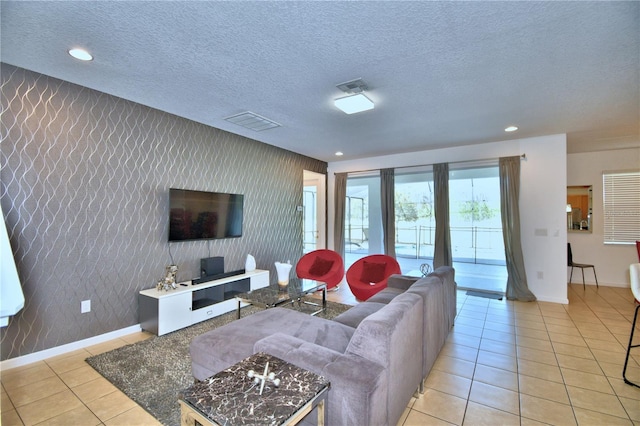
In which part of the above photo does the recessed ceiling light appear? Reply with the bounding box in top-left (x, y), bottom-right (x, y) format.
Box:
top-left (68, 48), bottom-right (93, 61)
top-left (335, 151), bottom-right (344, 156)
top-left (334, 93), bottom-right (374, 114)
top-left (505, 126), bottom-right (518, 132)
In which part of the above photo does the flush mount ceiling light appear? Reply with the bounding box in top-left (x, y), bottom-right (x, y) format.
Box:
top-left (334, 94), bottom-right (374, 114)
top-left (334, 78), bottom-right (374, 114)
top-left (224, 111), bottom-right (281, 131)
top-left (68, 48), bottom-right (93, 61)
top-left (505, 125), bottom-right (519, 132)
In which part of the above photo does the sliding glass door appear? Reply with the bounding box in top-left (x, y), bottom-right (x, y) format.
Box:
top-left (344, 164), bottom-right (506, 292)
top-left (394, 167), bottom-right (435, 263)
top-left (449, 165), bottom-right (506, 293)
top-left (344, 173), bottom-right (381, 269)
top-left (449, 166), bottom-right (504, 265)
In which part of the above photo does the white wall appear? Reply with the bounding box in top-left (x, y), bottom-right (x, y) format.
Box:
top-left (328, 134), bottom-right (569, 304)
top-left (567, 147), bottom-right (640, 287)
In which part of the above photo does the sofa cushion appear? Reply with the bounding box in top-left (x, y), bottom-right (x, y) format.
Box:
top-left (308, 256), bottom-right (334, 277)
top-left (190, 307), bottom-right (356, 381)
top-left (387, 274), bottom-right (421, 291)
top-left (332, 301), bottom-right (386, 328)
top-left (254, 333), bottom-right (388, 426)
top-left (429, 266), bottom-right (457, 329)
top-left (360, 260), bottom-right (387, 283)
top-left (367, 287), bottom-right (403, 304)
top-left (404, 275), bottom-right (447, 375)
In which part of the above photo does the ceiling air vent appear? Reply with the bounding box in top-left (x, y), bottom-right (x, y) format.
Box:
top-left (336, 78), bottom-right (368, 94)
top-left (224, 111), bottom-right (281, 131)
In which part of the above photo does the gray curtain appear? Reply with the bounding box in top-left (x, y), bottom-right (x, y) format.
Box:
top-left (333, 173), bottom-right (347, 258)
top-left (380, 168), bottom-right (396, 257)
top-left (433, 163), bottom-right (452, 268)
top-left (499, 156), bottom-right (536, 301)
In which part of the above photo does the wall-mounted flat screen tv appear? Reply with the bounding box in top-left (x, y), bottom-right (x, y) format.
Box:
top-left (169, 188), bottom-right (244, 241)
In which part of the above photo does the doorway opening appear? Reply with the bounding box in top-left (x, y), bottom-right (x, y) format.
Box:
top-left (303, 170), bottom-right (326, 253)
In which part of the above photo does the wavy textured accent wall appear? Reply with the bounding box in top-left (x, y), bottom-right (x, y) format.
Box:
top-left (0, 64), bottom-right (326, 360)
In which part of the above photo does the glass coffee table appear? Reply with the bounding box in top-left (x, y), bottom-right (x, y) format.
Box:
top-left (236, 277), bottom-right (326, 318)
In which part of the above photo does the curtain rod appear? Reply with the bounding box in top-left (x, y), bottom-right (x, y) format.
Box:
top-left (333, 153), bottom-right (526, 175)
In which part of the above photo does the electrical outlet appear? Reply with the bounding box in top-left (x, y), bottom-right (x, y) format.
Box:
top-left (81, 300), bottom-right (91, 313)
top-left (537, 271), bottom-right (544, 280)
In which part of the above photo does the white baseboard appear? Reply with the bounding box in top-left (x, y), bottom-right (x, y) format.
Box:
top-left (569, 282), bottom-right (630, 288)
top-left (535, 295), bottom-right (569, 304)
top-left (1, 324), bottom-right (142, 371)
top-left (597, 282), bottom-right (630, 288)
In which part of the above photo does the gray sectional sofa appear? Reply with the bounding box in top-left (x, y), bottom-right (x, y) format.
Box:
top-left (189, 266), bottom-right (456, 425)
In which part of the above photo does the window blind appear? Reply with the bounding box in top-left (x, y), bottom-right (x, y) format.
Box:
top-left (603, 170), bottom-right (640, 244)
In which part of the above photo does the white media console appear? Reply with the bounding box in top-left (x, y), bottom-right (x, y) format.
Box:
top-left (139, 269), bottom-right (269, 335)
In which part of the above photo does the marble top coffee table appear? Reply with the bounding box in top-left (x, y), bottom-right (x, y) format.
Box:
top-left (179, 352), bottom-right (330, 426)
top-left (235, 278), bottom-right (326, 319)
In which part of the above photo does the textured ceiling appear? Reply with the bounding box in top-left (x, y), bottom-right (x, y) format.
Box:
top-left (1, 1), bottom-right (638, 162)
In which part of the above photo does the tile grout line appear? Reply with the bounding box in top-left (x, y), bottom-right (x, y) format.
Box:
top-left (566, 284), bottom-right (639, 422)
top-left (459, 293), bottom-right (485, 426)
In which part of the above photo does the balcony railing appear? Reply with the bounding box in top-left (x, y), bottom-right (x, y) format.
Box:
top-left (345, 225), bottom-right (505, 265)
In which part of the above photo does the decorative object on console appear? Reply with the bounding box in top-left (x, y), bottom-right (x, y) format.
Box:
top-left (275, 261), bottom-right (292, 286)
top-left (156, 264), bottom-right (179, 291)
top-left (420, 263), bottom-right (432, 276)
top-left (245, 254), bottom-right (256, 272)
top-left (247, 361), bottom-right (280, 395)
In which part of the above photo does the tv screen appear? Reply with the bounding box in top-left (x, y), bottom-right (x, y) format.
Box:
top-left (169, 189), bottom-right (243, 241)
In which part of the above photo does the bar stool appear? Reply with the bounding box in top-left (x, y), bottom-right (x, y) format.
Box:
top-left (623, 263), bottom-right (640, 388)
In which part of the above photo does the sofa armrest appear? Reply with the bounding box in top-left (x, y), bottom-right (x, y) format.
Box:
top-left (387, 274), bottom-right (420, 291)
top-left (254, 333), bottom-right (388, 425)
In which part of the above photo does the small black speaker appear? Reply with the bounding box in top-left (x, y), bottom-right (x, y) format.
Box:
top-left (201, 257), bottom-right (224, 278)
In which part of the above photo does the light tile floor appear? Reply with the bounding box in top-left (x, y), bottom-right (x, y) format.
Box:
top-left (397, 283), bottom-right (640, 426)
top-left (1, 333), bottom-right (159, 426)
top-left (2, 283), bottom-right (639, 425)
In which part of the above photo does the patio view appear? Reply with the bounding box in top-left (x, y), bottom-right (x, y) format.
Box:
top-left (344, 165), bottom-right (507, 294)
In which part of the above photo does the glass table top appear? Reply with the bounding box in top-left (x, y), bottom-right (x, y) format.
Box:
top-left (236, 277), bottom-right (325, 308)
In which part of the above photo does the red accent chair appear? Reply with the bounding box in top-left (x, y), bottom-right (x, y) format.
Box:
top-left (295, 249), bottom-right (344, 290)
top-left (346, 254), bottom-right (401, 301)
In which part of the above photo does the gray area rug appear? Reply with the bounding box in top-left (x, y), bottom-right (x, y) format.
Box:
top-left (85, 298), bottom-right (351, 426)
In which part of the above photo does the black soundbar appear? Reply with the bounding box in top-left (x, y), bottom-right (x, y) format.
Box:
top-left (192, 269), bottom-right (246, 285)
